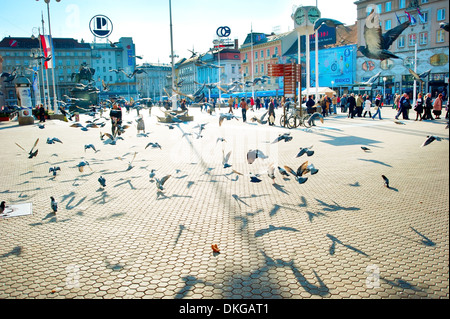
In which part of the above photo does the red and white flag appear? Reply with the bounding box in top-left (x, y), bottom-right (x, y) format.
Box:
top-left (40, 35), bottom-right (54, 69)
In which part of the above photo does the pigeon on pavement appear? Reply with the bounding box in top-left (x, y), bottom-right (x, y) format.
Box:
top-left (296, 145), bottom-right (314, 157)
top-left (421, 135), bottom-right (441, 147)
top-left (50, 196), bottom-right (58, 213)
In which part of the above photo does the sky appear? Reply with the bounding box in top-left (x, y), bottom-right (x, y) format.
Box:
top-left (1, 0), bottom-right (357, 65)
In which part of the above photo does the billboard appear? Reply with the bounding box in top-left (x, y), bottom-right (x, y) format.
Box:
top-left (309, 44), bottom-right (355, 87)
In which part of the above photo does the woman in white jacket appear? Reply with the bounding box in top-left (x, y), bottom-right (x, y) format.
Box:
top-left (363, 98), bottom-right (372, 118)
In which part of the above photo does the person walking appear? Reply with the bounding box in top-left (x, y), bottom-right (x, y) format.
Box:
top-left (306, 95), bottom-right (316, 114)
top-left (363, 97), bottom-right (372, 118)
top-left (331, 94), bottom-right (337, 115)
top-left (110, 103), bottom-right (123, 137)
top-left (38, 104), bottom-right (46, 123)
top-left (413, 93), bottom-right (424, 121)
top-left (268, 98), bottom-right (275, 126)
top-left (423, 93), bottom-right (434, 120)
top-left (356, 94), bottom-right (364, 117)
top-left (372, 95), bottom-right (382, 120)
top-left (433, 93), bottom-right (443, 119)
top-left (395, 93), bottom-right (410, 120)
top-left (348, 93), bottom-right (356, 118)
top-left (394, 93), bottom-right (401, 110)
top-left (340, 94), bottom-right (347, 113)
top-left (228, 97), bottom-right (234, 114)
top-left (240, 98), bottom-right (248, 122)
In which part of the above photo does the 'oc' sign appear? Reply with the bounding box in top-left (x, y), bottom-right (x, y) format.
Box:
top-left (216, 26), bottom-right (231, 38)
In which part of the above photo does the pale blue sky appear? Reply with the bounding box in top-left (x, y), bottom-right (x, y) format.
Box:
top-left (1, 0), bottom-right (357, 64)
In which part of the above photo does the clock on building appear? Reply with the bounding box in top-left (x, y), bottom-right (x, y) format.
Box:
top-left (307, 7), bottom-right (321, 24)
top-left (293, 7), bottom-right (306, 26)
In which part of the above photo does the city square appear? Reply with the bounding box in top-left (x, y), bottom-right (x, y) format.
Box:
top-left (0, 0), bottom-right (449, 305)
top-left (0, 106), bottom-right (448, 301)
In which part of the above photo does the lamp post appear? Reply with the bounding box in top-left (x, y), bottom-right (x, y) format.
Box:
top-left (383, 76), bottom-right (387, 105)
top-left (169, 0), bottom-right (177, 111)
top-left (331, 80), bottom-right (334, 92)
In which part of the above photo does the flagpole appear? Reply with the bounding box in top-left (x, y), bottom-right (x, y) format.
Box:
top-left (413, 42), bottom-right (417, 105)
top-left (41, 13), bottom-right (51, 111)
top-left (45, 1), bottom-right (59, 114)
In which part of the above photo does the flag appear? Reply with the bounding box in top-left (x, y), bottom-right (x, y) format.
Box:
top-left (395, 12), bottom-right (401, 25)
top-left (404, 11), bottom-right (417, 24)
top-left (417, 8), bottom-right (426, 24)
top-left (39, 35), bottom-right (54, 69)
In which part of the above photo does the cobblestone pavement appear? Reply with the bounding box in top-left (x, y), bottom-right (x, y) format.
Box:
top-left (0, 105), bottom-right (448, 299)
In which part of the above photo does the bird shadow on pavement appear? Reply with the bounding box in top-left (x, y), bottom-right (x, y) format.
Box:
top-left (254, 225), bottom-right (300, 238)
top-left (272, 183), bottom-right (289, 194)
top-left (315, 198), bottom-right (360, 212)
top-left (358, 158), bottom-right (392, 167)
top-left (380, 277), bottom-right (424, 293)
top-left (326, 234), bottom-right (369, 257)
top-left (0, 246), bottom-right (22, 258)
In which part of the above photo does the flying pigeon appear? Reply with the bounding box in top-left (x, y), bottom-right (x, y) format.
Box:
top-left (358, 9), bottom-right (410, 60)
top-left (145, 142), bottom-right (162, 150)
top-left (15, 138), bottom-right (39, 159)
top-left (126, 152), bottom-right (137, 171)
top-left (216, 137), bottom-right (227, 144)
top-left (0, 201), bottom-right (5, 214)
top-left (361, 146), bottom-right (371, 152)
top-left (382, 175), bottom-right (390, 188)
top-left (98, 176), bottom-right (106, 188)
top-left (314, 18), bottom-right (348, 31)
top-left (46, 137), bottom-right (63, 144)
top-left (50, 196), bottom-right (58, 213)
top-left (296, 145), bottom-right (314, 157)
top-left (307, 163), bottom-right (319, 175)
top-left (407, 68), bottom-right (431, 83)
top-left (149, 169), bottom-right (156, 179)
top-left (421, 135), bottom-right (441, 147)
top-left (272, 133), bottom-right (293, 144)
top-left (251, 111), bottom-right (269, 125)
top-left (307, 112), bottom-right (324, 126)
top-left (278, 166), bottom-right (290, 177)
top-left (76, 160), bottom-right (91, 172)
top-left (84, 144), bottom-right (97, 152)
top-left (222, 150), bottom-right (232, 168)
top-left (49, 166), bottom-right (61, 177)
top-left (440, 22), bottom-right (449, 32)
top-left (219, 113), bottom-right (239, 126)
top-left (249, 172), bottom-right (262, 183)
top-left (155, 175), bottom-right (171, 191)
top-left (283, 162), bottom-right (310, 184)
top-left (267, 163), bottom-right (276, 183)
top-left (247, 149), bottom-right (268, 164)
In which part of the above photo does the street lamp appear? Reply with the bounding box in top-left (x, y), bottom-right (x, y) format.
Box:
top-left (331, 80), bottom-right (334, 92)
top-left (169, 0), bottom-right (177, 111)
top-left (383, 76), bottom-right (387, 105)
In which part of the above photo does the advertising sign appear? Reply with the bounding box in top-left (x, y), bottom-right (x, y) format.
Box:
top-left (300, 24), bottom-right (336, 50)
top-left (309, 44), bottom-right (355, 87)
top-left (89, 15), bottom-right (113, 38)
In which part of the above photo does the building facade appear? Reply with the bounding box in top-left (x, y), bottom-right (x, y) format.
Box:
top-left (0, 36), bottom-right (139, 108)
top-left (135, 62), bottom-right (172, 101)
top-left (354, 0), bottom-right (449, 98)
top-left (239, 31), bottom-right (297, 95)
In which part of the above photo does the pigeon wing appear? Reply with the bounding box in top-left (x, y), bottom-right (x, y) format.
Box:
top-left (283, 165), bottom-right (297, 177)
top-left (160, 175), bottom-right (171, 186)
top-left (297, 161), bottom-right (309, 176)
top-left (364, 13), bottom-right (383, 51)
top-left (382, 21), bottom-right (410, 50)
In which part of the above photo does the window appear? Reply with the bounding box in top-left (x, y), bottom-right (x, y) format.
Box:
top-left (421, 0), bottom-right (428, 3)
top-left (437, 8), bottom-right (446, 21)
top-left (261, 64), bottom-right (264, 74)
top-left (274, 47), bottom-right (278, 56)
top-left (267, 49), bottom-right (270, 57)
top-left (245, 53), bottom-right (248, 60)
top-left (261, 50), bottom-right (264, 58)
top-left (419, 11), bottom-right (428, 24)
top-left (419, 32), bottom-right (428, 45)
top-left (399, 0), bottom-right (405, 9)
top-left (385, 1), bottom-right (391, 12)
top-left (385, 20), bottom-right (392, 31)
top-left (376, 4), bottom-right (382, 14)
top-left (66, 60), bottom-right (71, 66)
top-left (398, 35), bottom-right (405, 48)
top-left (255, 51), bottom-right (258, 59)
top-left (255, 64), bottom-right (258, 74)
top-left (408, 34), bottom-right (416, 46)
top-left (436, 30), bottom-right (445, 43)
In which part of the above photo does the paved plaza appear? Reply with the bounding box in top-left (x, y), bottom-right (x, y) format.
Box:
top-left (0, 105), bottom-right (448, 299)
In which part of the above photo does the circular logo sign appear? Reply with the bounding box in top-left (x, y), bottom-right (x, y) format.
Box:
top-left (89, 15), bottom-right (113, 38)
top-left (216, 26), bottom-right (231, 38)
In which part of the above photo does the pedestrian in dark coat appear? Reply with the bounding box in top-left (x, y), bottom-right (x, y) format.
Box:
top-left (38, 105), bottom-right (46, 122)
top-left (414, 93), bottom-right (424, 121)
top-left (268, 98), bottom-right (275, 126)
top-left (423, 93), bottom-right (434, 120)
top-left (347, 93), bottom-right (356, 118)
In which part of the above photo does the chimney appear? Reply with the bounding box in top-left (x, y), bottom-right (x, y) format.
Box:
top-left (234, 39), bottom-right (239, 50)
